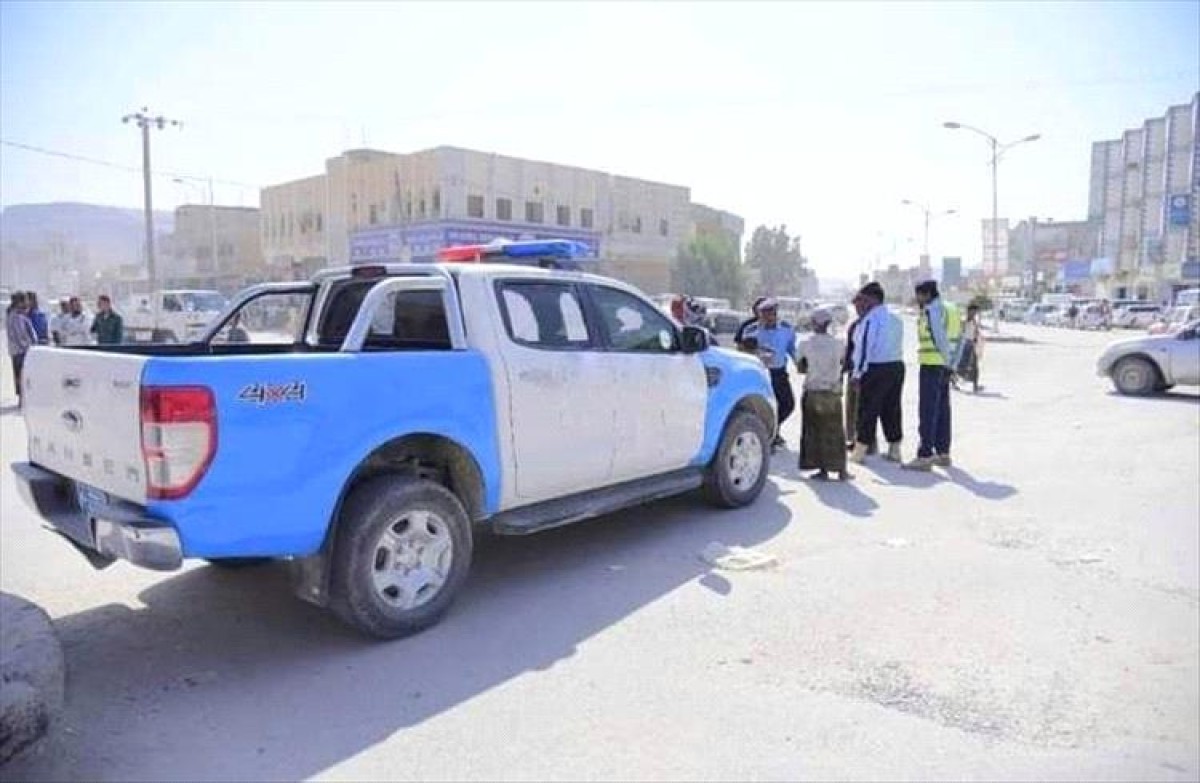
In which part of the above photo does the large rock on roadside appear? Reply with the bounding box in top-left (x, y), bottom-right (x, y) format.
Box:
top-left (1, 592), bottom-right (65, 765)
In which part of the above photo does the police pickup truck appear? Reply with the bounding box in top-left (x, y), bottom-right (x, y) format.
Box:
top-left (13, 240), bottom-right (776, 638)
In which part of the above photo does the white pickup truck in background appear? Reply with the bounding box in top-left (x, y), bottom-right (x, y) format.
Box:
top-left (122, 289), bottom-right (229, 343)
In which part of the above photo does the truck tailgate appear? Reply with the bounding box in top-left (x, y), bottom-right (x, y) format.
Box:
top-left (22, 347), bottom-right (149, 504)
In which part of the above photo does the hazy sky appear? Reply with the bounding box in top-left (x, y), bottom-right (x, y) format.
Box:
top-left (1, 0), bottom-right (1197, 281)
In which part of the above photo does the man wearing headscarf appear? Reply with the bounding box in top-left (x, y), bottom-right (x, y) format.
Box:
top-left (905, 279), bottom-right (961, 471)
top-left (796, 308), bottom-right (851, 480)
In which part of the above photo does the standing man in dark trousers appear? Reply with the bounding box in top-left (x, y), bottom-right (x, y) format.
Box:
top-left (905, 279), bottom-right (961, 471)
top-left (843, 291), bottom-right (869, 451)
top-left (91, 295), bottom-right (124, 345)
top-left (742, 298), bottom-right (798, 449)
top-left (848, 282), bottom-right (905, 464)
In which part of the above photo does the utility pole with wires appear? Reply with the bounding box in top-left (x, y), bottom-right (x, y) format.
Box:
top-left (122, 108), bottom-right (181, 295)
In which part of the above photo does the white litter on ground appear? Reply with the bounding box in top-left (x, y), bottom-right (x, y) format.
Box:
top-left (699, 542), bottom-right (779, 571)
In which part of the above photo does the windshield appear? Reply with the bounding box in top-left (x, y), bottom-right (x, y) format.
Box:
top-left (177, 292), bottom-right (228, 312)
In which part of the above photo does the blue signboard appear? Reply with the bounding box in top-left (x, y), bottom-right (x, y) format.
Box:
top-left (1062, 259), bottom-right (1091, 283)
top-left (1168, 194), bottom-right (1193, 227)
top-left (350, 220), bottom-right (601, 264)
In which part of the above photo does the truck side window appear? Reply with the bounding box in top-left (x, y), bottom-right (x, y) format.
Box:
top-left (497, 282), bottom-right (591, 349)
top-left (362, 290), bottom-right (451, 350)
top-left (589, 285), bottom-right (677, 353)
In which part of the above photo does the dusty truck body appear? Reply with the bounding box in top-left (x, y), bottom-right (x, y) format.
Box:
top-left (12, 243), bottom-right (776, 638)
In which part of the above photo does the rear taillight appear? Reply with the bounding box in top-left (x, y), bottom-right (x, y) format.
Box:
top-left (140, 386), bottom-right (217, 500)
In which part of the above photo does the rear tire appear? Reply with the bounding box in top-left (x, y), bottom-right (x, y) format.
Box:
top-left (703, 410), bottom-right (771, 508)
top-left (329, 476), bottom-right (473, 639)
top-left (1112, 356), bottom-right (1159, 396)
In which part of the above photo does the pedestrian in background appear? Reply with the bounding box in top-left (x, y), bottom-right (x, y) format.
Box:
top-left (796, 308), bottom-right (851, 481)
top-left (843, 292), bottom-right (869, 451)
top-left (91, 295), bottom-right (124, 345)
top-left (742, 298), bottom-right (798, 449)
top-left (6, 292), bottom-right (38, 406)
top-left (50, 297), bottom-right (70, 345)
top-left (849, 282), bottom-right (905, 464)
top-left (905, 279), bottom-right (960, 471)
top-left (58, 297), bottom-right (92, 346)
top-left (26, 292), bottom-right (50, 345)
top-left (735, 296), bottom-right (767, 351)
top-left (955, 303), bottom-right (984, 394)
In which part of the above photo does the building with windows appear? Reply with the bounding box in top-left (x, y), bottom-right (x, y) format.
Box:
top-left (1006, 217), bottom-right (1101, 296)
top-left (167, 205), bottom-right (263, 291)
top-left (260, 146), bottom-right (740, 294)
top-left (1088, 92), bottom-right (1199, 301)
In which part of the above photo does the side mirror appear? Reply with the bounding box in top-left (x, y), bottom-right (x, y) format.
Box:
top-left (680, 325), bottom-right (710, 354)
top-left (1178, 328), bottom-right (1197, 341)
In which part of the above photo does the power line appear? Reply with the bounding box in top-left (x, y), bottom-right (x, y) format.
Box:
top-left (0, 138), bottom-right (260, 189)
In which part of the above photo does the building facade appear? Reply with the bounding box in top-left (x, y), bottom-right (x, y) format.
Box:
top-left (1007, 218), bottom-right (1102, 295)
top-left (1088, 92), bottom-right (1200, 301)
top-left (166, 205), bottom-right (264, 292)
top-left (261, 146), bottom-right (737, 294)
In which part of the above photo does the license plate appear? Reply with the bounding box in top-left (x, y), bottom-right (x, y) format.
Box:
top-left (75, 484), bottom-right (108, 516)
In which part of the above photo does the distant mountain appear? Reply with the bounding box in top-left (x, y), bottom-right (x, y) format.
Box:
top-left (0, 202), bottom-right (174, 274)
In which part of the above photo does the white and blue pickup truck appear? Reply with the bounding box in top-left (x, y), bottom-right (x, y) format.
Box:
top-left (12, 241), bottom-right (777, 638)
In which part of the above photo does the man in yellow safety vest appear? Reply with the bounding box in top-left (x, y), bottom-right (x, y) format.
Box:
top-left (904, 279), bottom-right (961, 471)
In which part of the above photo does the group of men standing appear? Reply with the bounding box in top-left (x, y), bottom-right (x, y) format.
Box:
top-left (5, 291), bottom-right (123, 406)
top-left (734, 277), bottom-right (966, 479)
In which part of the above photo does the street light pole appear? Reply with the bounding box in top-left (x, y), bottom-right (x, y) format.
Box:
top-left (123, 108), bottom-right (181, 296)
top-left (942, 122), bottom-right (1040, 290)
top-left (900, 199), bottom-right (957, 259)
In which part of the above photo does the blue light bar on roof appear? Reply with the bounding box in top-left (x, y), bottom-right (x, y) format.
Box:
top-left (437, 238), bottom-right (593, 264)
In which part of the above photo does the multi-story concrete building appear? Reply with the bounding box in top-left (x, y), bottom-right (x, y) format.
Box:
top-left (1088, 92), bottom-right (1199, 300)
top-left (1007, 217), bottom-right (1101, 295)
top-left (261, 146), bottom-right (738, 294)
top-left (168, 205), bottom-right (264, 291)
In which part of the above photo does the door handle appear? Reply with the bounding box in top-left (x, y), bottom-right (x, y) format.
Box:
top-left (62, 376), bottom-right (82, 390)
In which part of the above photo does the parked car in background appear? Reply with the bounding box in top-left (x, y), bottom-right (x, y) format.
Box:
top-left (1115, 304), bottom-right (1163, 329)
top-left (704, 308), bottom-right (752, 343)
top-left (1025, 303), bottom-right (1060, 326)
top-left (1077, 303), bottom-right (1109, 330)
top-left (999, 298), bottom-right (1031, 322)
top-left (1097, 320), bottom-right (1200, 395)
top-left (1148, 305), bottom-right (1200, 335)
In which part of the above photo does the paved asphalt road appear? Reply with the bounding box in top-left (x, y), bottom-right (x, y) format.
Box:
top-left (1, 322), bottom-right (1197, 782)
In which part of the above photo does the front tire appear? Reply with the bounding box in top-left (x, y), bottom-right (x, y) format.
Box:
top-left (329, 476), bottom-right (473, 639)
top-left (703, 410), bottom-right (771, 508)
top-left (1112, 356), bottom-right (1159, 396)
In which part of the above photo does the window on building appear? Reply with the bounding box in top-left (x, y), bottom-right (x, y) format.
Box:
top-left (632, 215), bottom-right (643, 234)
top-left (418, 198), bottom-right (426, 218)
top-left (316, 213), bottom-right (323, 232)
top-left (432, 188), bottom-right (441, 215)
top-left (369, 204), bottom-right (379, 225)
top-left (525, 201), bottom-right (545, 224)
top-left (468, 194), bottom-right (485, 218)
top-left (557, 205), bottom-right (571, 227)
top-left (580, 207), bottom-right (594, 229)
top-left (659, 218), bottom-right (669, 237)
top-left (497, 197), bottom-right (513, 221)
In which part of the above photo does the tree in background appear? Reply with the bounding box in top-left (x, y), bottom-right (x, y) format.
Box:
top-left (671, 233), bottom-right (746, 306)
top-left (745, 224), bottom-right (808, 296)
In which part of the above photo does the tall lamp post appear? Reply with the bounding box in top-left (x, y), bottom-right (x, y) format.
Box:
top-left (900, 199), bottom-right (957, 261)
top-left (942, 122), bottom-right (1040, 289)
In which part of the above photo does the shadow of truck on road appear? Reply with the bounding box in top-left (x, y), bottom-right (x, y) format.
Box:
top-left (6, 487), bottom-right (792, 782)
